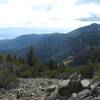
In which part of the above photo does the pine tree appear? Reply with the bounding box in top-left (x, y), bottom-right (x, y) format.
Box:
top-left (13, 55), bottom-right (16, 62)
top-left (47, 59), bottom-right (57, 70)
top-left (6, 54), bottom-right (12, 62)
top-left (26, 46), bottom-right (36, 67)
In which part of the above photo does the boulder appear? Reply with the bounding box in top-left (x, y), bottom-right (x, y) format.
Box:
top-left (81, 79), bottom-right (90, 88)
top-left (69, 93), bottom-right (77, 100)
top-left (7, 93), bottom-right (17, 100)
top-left (90, 84), bottom-right (96, 91)
top-left (47, 85), bottom-right (57, 93)
top-left (77, 74), bottom-right (83, 82)
top-left (68, 78), bottom-right (82, 94)
top-left (58, 73), bottom-right (83, 98)
top-left (70, 72), bottom-right (78, 80)
top-left (93, 96), bottom-right (100, 100)
top-left (75, 89), bottom-right (91, 100)
top-left (16, 88), bottom-right (25, 99)
top-left (58, 79), bottom-right (70, 96)
top-left (0, 88), bottom-right (6, 95)
top-left (59, 79), bottom-right (70, 88)
top-left (95, 87), bottom-right (100, 96)
top-left (83, 96), bottom-right (93, 100)
top-left (46, 86), bottom-right (58, 100)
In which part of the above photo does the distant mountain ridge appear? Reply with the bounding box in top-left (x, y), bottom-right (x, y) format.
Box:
top-left (0, 23), bottom-right (100, 64)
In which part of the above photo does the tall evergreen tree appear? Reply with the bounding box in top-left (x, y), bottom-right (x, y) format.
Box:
top-left (47, 59), bottom-right (57, 70)
top-left (13, 55), bottom-right (16, 62)
top-left (6, 54), bottom-right (12, 62)
top-left (26, 46), bottom-right (35, 67)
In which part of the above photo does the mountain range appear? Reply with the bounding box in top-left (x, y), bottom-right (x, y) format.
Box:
top-left (0, 23), bottom-right (100, 65)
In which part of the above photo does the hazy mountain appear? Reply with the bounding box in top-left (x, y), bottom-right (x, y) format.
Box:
top-left (0, 23), bottom-right (100, 64)
top-left (0, 27), bottom-right (69, 39)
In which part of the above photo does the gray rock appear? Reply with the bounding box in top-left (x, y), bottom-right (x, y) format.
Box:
top-left (46, 86), bottom-right (58, 100)
top-left (90, 84), bottom-right (96, 91)
top-left (0, 88), bottom-right (6, 95)
top-left (59, 79), bottom-right (70, 88)
top-left (81, 79), bottom-right (90, 88)
top-left (70, 72), bottom-right (78, 80)
top-left (83, 96), bottom-right (93, 100)
top-left (77, 74), bottom-right (83, 82)
top-left (68, 78), bottom-right (82, 94)
top-left (58, 79), bottom-right (70, 97)
top-left (58, 96), bottom-right (68, 100)
top-left (95, 87), bottom-right (100, 96)
top-left (7, 93), bottom-right (17, 100)
top-left (69, 93), bottom-right (77, 100)
top-left (75, 89), bottom-right (91, 100)
top-left (0, 76), bottom-right (100, 100)
top-left (47, 85), bottom-right (57, 93)
top-left (93, 96), bottom-right (100, 100)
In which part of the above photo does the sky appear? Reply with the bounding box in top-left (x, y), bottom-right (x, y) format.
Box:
top-left (0, 0), bottom-right (100, 39)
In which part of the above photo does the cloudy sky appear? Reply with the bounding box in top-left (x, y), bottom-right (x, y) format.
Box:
top-left (0, 0), bottom-right (100, 39)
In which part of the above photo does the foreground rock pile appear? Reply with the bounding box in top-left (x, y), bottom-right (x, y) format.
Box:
top-left (57, 73), bottom-right (100, 100)
top-left (0, 73), bottom-right (100, 100)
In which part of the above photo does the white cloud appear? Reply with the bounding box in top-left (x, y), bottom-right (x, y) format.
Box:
top-left (76, 0), bottom-right (100, 5)
top-left (0, 0), bottom-right (100, 30)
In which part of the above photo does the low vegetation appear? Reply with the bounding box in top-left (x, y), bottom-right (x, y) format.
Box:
top-left (0, 69), bottom-right (18, 89)
top-left (0, 46), bottom-right (100, 89)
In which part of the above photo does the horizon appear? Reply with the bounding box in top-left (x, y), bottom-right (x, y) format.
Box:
top-left (0, 23), bottom-right (99, 40)
top-left (0, 0), bottom-right (100, 39)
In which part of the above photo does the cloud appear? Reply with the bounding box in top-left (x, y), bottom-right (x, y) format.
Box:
top-left (32, 4), bottom-right (54, 12)
top-left (0, 0), bottom-right (100, 34)
top-left (0, 0), bottom-right (78, 28)
top-left (76, 0), bottom-right (100, 5)
top-left (0, 0), bottom-right (7, 3)
top-left (75, 13), bottom-right (100, 22)
top-left (76, 17), bottom-right (100, 22)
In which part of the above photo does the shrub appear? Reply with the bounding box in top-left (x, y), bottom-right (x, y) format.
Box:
top-left (16, 66), bottom-right (32, 78)
top-left (93, 71), bottom-right (100, 82)
top-left (79, 63), bottom-right (94, 78)
top-left (41, 70), bottom-right (60, 78)
top-left (0, 69), bottom-right (18, 89)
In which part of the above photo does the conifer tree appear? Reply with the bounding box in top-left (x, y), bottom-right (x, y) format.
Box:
top-left (6, 54), bottom-right (12, 62)
top-left (26, 46), bottom-right (36, 67)
top-left (47, 59), bottom-right (57, 70)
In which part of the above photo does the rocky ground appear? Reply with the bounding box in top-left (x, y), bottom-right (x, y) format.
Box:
top-left (0, 73), bottom-right (100, 100)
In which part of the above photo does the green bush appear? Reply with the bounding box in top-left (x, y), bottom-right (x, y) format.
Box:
top-left (0, 69), bottom-right (18, 89)
top-left (16, 66), bottom-right (33, 78)
top-left (64, 66), bottom-right (79, 75)
top-left (93, 71), bottom-right (100, 82)
top-left (79, 63), bottom-right (94, 78)
top-left (41, 70), bottom-right (60, 78)
top-left (18, 70), bottom-right (32, 78)
top-left (31, 63), bottom-right (48, 77)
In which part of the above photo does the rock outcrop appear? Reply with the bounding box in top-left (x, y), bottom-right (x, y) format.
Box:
top-left (0, 73), bottom-right (100, 100)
